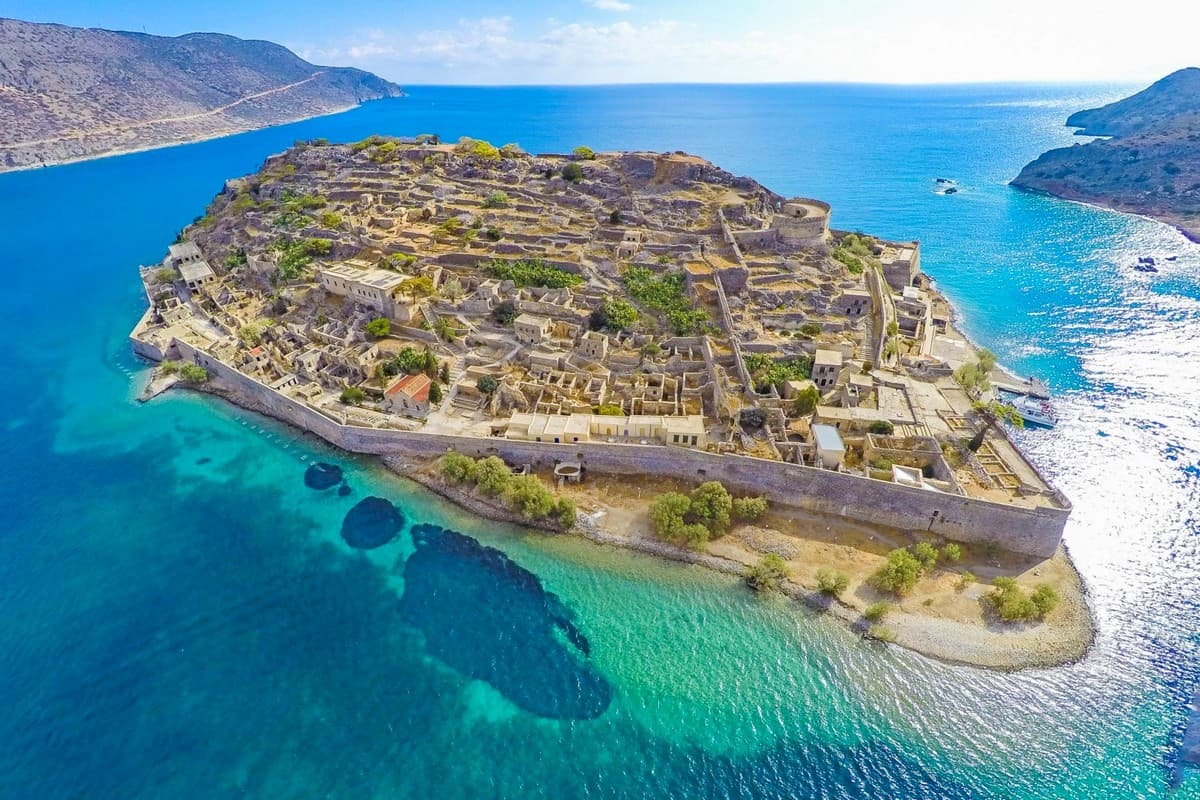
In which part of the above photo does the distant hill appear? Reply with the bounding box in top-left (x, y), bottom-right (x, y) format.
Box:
top-left (1012, 68), bottom-right (1200, 242)
top-left (0, 18), bottom-right (403, 171)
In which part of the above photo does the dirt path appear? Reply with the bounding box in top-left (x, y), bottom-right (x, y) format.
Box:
top-left (1, 71), bottom-right (327, 148)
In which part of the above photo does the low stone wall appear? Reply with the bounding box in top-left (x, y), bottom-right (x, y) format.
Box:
top-left (149, 335), bottom-right (1069, 558)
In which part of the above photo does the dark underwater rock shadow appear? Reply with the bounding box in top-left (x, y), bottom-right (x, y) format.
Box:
top-left (341, 497), bottom-right (405, 549)
top-left (399, 523), bottom-right (611, 720)
top-left (304, 462), bottom-right (343, 490)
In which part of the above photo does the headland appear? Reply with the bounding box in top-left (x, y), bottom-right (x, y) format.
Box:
top-left (130, 136), bottom-right (1091, 669)
top-left (1013, 67), bottom-right (1200, 242)
top-left (0, 18), bottom-right (402, 172)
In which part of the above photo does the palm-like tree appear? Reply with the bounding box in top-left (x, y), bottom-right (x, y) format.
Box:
top-left (968, 399), bottom-right (1023, 452)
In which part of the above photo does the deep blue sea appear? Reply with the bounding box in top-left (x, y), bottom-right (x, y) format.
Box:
top-left (1, 84), bottom-right (1198, 799)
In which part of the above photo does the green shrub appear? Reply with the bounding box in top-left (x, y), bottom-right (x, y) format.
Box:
top-left (440, 452), bottom-right (477, 483)
top-left (238, 323), bottom-right (265, 347)
top-left (912, 542), bottom-right (939, 571)
top-left (864, 601), bottom-right (891, 622)
top-left (621, 266), bottom-right (711, 335)
top-left (744, 352), bottom-right (814, 393)
top-left (868, 625), bottom-right (897, 643)
top-left (503, 475), bottom-right (556, 520)
top-left (492, 299), bottom-right (518, 325)
top-left (988, 578), bottom-right (1058, 623)
top-left (482, 191), bottom-right (510, 209)
top-left (650, 492), bottom-right (692, 540)
top-left (799, 322), bottom-right (823, 336)
top-left (455, 137), bottom-right (501, 162)
top-left (391, 347), bottom-right (436, 376)
top-left (476, 375), bottom-right (498, 394)
top-left (365, 318), bottom-right (390, 338)
top-left (871, 548), bottom-right (923, 596)
top-left (595, 404), bottom-right (625, 416)
top-left (472, 456), bottom-right (512, 495)
top-left (816, 568), bottom-right (849, 597)
top-left (318, 211), bottom-right (343, 228)
top-left (159, 360), bottom-right (181, 375)
top-left (553, 497), bottom-right (576, 529)
top-left (486, 258), bottom-right (583, 289)
top-left (689, 481), bottom-right (733, 536)
top-left (339, 386), bottom-right (365, 405)
top-left (940, 543), bottom-right (962, 563)
top-left (746, 553), bottom-right (788, 593)
top-left (178, 364), bottom-right (208, 383)
top-left (590, 298), bottom-right (638, 332)
top-left (792, 385), bottom-right (820, 416)
top-left (562, 163), bottom-right (585, 182)
top-left (154, 267), bottom-right (177, 283)
top-left (733, 496), bottom-right (768, 521)
top-left (573, 145), bottom-right (596, 160)
top-left (868, 420), bottom-right (895, 435)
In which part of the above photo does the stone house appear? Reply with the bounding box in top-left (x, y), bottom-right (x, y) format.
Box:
top-left (812, 349), bottom-right (844, 390)
top-left (514, 313), bottom-right (552, 345)
top-left (384, 373), bottom-right (433, 419)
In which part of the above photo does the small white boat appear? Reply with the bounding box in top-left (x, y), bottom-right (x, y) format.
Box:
top-left (1009, 393), bottom-right (1058, 428)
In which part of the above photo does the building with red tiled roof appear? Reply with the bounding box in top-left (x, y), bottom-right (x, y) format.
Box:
top-left (384, 373), bottom-right (433, 418)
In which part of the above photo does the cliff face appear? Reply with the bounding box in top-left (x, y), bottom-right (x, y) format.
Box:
top-left (1012, 68), bottom-right (1200, 241)
top-left (0, 18), bottom-right (403, 170)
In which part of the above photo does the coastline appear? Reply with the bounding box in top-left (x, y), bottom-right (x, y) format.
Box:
top-left (0, 102), bottom-right (367, 176)
top-left (165, 377), bottom-right (1093, 672)
top-left (390, 454), bottom-right (1094, 672)
top-left (1010, 183), bottom-right (1200, 245)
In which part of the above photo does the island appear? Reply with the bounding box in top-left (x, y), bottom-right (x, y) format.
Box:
top-left (0, 17), bottom-right (402, 171)
top-left (130, 137), bottom-right (1091, 669)
top-left (1013, 67), bottom-right (1200, 242)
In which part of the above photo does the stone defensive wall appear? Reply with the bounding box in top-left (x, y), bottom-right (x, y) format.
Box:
top-left (138, 333), bottom-right (1070, 559)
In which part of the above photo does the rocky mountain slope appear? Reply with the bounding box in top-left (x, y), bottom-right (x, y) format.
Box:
top-left (1012, 68), bottom-right (1200, 241)
top-left (0, 18), bottom-right (402, 170)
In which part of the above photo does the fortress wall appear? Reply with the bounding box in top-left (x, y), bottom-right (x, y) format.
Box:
top-left (160, 337), bottom-right (1068, 558)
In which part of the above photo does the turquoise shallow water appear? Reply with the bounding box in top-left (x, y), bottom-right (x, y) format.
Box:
top-left (1, 84), bottom-right (1198, 798)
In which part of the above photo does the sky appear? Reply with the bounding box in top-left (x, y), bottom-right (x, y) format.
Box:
top-left (5, 0), bottom-right (1197, 85)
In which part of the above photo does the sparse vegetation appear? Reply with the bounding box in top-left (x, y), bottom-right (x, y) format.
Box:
top-left (792, 385), bottom-right (820, 416)
top-left (650, 482), bottom-right (764, 547)
top-left (744, 353), bottom-right (814, 394)
top-left (436, 453), bottom-right (574, 527)
top-left (487, 258), bottom-right (583, 289)
top-left (732, 496), bottom-right (768, 521)
top-left (455, 137), bottom-right (501, 163)
top-left (482, 191), bottom-right (510, 208)
top-left (178, 363), bottom-right (208, 383)
top-left (492, 299), bottom-right (518, 325)
top-left (589, 298), bottom-right (638, 332)
top-left (365, 317), bottom-right (390, 338)
top-left (868, 625), bottom-right (897, 643)
top-left (832, 233), bottom-right (878, 275)
top-left (238, 322), bottom-right (266, 347)
top-left (816, 568), bottom-right (849, 597)
top-left (871, 548), bottom-right (924, 596)
top-left (745, 554), bottom-right (788, 593)
top-left (622, 266), bottom-right (710, 335)
top-left (988, 578), bottom-right (1059, 623)
top-left (864, 601), bottom-right (891, 622)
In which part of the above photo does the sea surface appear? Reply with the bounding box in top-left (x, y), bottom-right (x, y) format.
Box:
top-left (1, 84), bottom-right (1198, 799)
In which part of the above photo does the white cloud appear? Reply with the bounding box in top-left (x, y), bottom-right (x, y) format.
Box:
top-left (295, 2), bottom-right (1200, 86)
top-left (587, 0), bottom-right (633, 11)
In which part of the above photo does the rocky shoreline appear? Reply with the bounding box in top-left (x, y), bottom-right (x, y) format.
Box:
top-left (143, 369), bottom-right (1093, 672)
